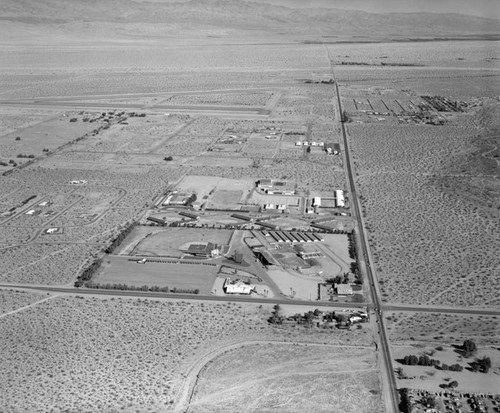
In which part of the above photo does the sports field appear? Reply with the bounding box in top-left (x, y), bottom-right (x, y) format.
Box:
top-left (131, 228), bottom-right (234, 257)
top-left (96, 256), bottom-right (217, 293)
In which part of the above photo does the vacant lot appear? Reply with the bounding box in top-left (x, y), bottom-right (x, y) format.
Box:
top-left (189, 343), bottom-right (382, 413)
top-left (165, 91), bottom-right (272, 107)
top-left (0, 296), bottom-right (377, 412)
top-left (175, 175), bottom-right (254, 204)
top-left (0, 289), bottom-right (50, 315)
top-left (0, 243), bottom-right (101, 285)
top-left (386, 311), bottom-right (500, 346)
top-left (0, 112), bottom-right (99, 165)
top-left (349, 122), bottom-right (500, 307)
top-left (205, 189), bottom-right (244, 209)
top-left (96, 257), bottom-right (217, 292)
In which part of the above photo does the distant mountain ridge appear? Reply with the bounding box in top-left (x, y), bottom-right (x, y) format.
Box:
top-left (1, 0), bottom-right (499, 39)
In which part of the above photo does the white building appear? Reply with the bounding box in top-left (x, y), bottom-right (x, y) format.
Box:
top-left (223, 278), bottom-right (255, 295)
top-left (334, 283), bottom-right (353, 295)
top-left (335, 190), bottom-right (345, 207)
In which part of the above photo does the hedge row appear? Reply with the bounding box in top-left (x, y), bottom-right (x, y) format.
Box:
top-left (84, 282), bottom-right (199, 294)
top-left (105, 222), bottom-right (137, 254)
top-left (74, 258), bottom-right (102, 287)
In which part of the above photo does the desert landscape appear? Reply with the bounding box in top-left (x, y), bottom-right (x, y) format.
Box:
top-left (0, 0), bottom-right (499, 411)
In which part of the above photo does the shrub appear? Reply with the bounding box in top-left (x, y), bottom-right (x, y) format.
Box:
top-left (462, 339), bottom-right (477, 357)
top-left (449, 363), bottom-right (463, 372)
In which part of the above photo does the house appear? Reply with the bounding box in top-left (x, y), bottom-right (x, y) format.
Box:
top-left (335, 283), bottom-right (353, 295)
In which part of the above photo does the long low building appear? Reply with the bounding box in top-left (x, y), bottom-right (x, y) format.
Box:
top-left (335, 190), bottom-right (345, 207)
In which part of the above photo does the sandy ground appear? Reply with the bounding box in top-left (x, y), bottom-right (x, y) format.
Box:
top-left (186, 343), bottom-right (382, 413)
top-left (267, 268), bottom-right (323, 301)
top-left (0, 295), bottom-right (376, 412)
top-left (0, 31), bottom-right (498, 412)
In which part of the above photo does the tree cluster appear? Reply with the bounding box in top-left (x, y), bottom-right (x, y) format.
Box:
top-left (471, 356), bottom-right (491, 373)
top-left (74, 258), bottom-right (103, 287)
top-left (268, 304), bottom-right (284, 325)
top-left (21, 195), bottom-right (37, 205)
top-left (185, 193), bottom-right (197, 207)
top-left (441, 363), bottom-right (463, 372)
top-left (84, 282), bottom-right (199, 294)
top-left (347, 231), bottom-right (357, 260)
top-left (105, 222), bottom-right (137, 254)
top-left (461, 339), bottom-right (477, 357)
top-left (326, 273), bottom-right (349, 285)
top-left (400, 354), bottom-right (440, 367)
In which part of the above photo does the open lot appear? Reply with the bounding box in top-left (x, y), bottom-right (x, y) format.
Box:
top-left (0, 296), bottom-right (377, 412)
top-left (0, 111), bottom-right (101, 168)
top-left (386, 311), bottom-right (500, 346)
top-left (189, 343), bottom-right (382, 413)
top-left (173, 175), bottom-right (254, 209)
top-left (349, 120), bottom-right (500, 307)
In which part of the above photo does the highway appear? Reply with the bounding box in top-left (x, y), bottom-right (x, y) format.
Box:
top-left (0, 284), bottom-right (368, 309)
top-left (2, 284), bottom-right (500, 318)
top-left (325, 46), bottom-right (401, 413)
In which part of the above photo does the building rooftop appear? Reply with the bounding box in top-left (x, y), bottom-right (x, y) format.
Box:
top-left (187, 242), bottom-right (217, 254)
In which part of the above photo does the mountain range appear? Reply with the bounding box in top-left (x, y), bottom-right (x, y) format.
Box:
top-left (1, 0), bottom-right (499, 42)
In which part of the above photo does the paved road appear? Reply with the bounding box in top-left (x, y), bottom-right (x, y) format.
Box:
top-left (0, 284), bottom-right (368, 309)
top-left (0, 99), bottom-right (271, 115)
top-left (2, 284), bottom-right (499, 318)
top-left (380, 304), bottom-right (500, 316)
top-left (325, 46), bottom-right (400, 413)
